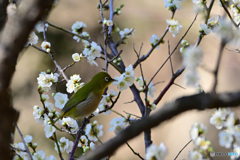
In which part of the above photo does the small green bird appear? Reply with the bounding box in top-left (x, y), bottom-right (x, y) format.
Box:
top-left (58, 72), bottom-right (115, 120)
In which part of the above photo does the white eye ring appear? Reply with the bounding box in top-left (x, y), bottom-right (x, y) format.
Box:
top-left (105, 77), bottom-right (109, 81)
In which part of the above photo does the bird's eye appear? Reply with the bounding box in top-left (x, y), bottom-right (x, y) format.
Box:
top-left (105, 77), bottom-right (109, 81)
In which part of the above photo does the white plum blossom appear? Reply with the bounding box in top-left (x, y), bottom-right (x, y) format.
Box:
top-left (45, 102), bottom-right (55, 112)
top-left (145, 143), bottom-right (168, 160)
top-left (200, 23), bottom-right (211, 35)
top-left (41, 94), bottom-right (49, 101)
top-left (194, 137), bottom-right (211, 150)
top-left (41, 41), bottom-right (51, 52)
top-left (32, 150), bottom-right (46, 160)
top-left (103, 19), bottom-right (113, 27)
top-left (119, 28), bottom-right (134, 38)
top-left (232, 145), bottom-right (240, 159)
top-left (219, 130), bottom-right (234, 148)
top-left (182, 46), bottom-right (202, 87)
top-left (189, 150), bottom-right (203, 160)
top-left (66, 74), bottom-right (84, 93)
top-left (184, 70), bottom-right (200, 87)
top-left (45, 155), bottom-right (57, 160)
top-left (164, 0), bottom-right (184, 10)
top-left (109, 117), bottom-right (127, 134)
top-left (27, 32), bottom-right (39, 45)
top-left (210, 108), bottom-right (231, 129)
top-left (150, 34), bottom-right (160, 47)
top-left (190, 123), bottom-right (207, 141)
top-left (98, 89), bottom-right (117, 115)
top-left (82, 41), bottom-right (102, 66)
top-left (89, 142), bottom-right (95, 150)
top-left (148, 82), bottom-right (155, 98)
top-left (72, 21), bottom-right (87, 34)
top-left (37, 72), bottom-right (59, 92)
top-left (166, 19), bottom-right (182, 37)
top-left (231, 3), bottom-right (240, 24)
top-left (55, 137), bottom-right (74, 153)
top-left (192, 0), bottom-right (205, 12)
top-left (33, 105), bottom-right (44, 123)
top-left (125, 64), bottom-right (135, 77)
top-left (44, 124), bottom-right (56, 138)
top-left (78, 135), bottom-right (88, 147)
top-left (98, 103), bottom-right (111, 115)
top-left (85, 121), bottom-right (103, 142)
top-left (113, 75), bottom-right (129, 91)
top-left (54, 92), bottom-right (68, 109)
top-left (62, 117), bottom-right (78, 134)
top-left (35, 21), bottom-right (48, 33)
top-left (136, 76), bottom-right (145, 87)
top-left (72, 21), bottom-right (87, 42)
top-left (213, 16), bottom-right (235, 42)
top-left (72, 53), bottom-right (83, 62)
top-left (183, 46), bottom-right (202, 68)
top-left (113, 65), bottom-right (135, 91)
top-left (12, 142), bottom-right (27, 158)
top-left (225, 112), bottom-right (236, 128)
top-left (24, 135), bottom-right (33, 144)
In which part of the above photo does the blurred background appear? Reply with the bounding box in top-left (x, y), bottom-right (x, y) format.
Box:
top-left (12, 0), bottom-right (240, 159)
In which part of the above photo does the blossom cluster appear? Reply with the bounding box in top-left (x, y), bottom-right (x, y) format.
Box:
top-left (189, 123), bottom-right (213, 159)
top-left (66, 74), bottom-right (85, 93)
top-left (109, 117), bottom-right (128, 134)
top-left (182, 45), bottom-right (203, 87)
top-left (71, 21), bottom-right (89, 43)
top-left (113, 65), bottom-right (135, 91)
top-left (210, 108), bottom-right (240, 159)
top-left (12, 135), bottom-right (57, 160)
top-left (145, 142), bottom-right (168, 160)
top-left (98, 89), bottom-right (118, 115)
top-left (82, 41), bottom-right (102, 66)
top-left (37, 71), bottom-right (59, 92)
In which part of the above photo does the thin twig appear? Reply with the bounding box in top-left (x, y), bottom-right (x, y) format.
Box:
top-left (174, 140), bottom-right (192, 160)
top-left (69, 118), bottom-right (89, 160)
top-left (108, 0), bottom-right (114, 34)
top-left (99, 0), bottom-right (109, 71)
top-left (108, 50), bottom-right (123, 63)
top-left (148, 13), bottom-right (198, 86)
top-left (219, 0), bottom-right (238, 28)
top-left (15, 124), bottom-right (33, 160)
top-left (116, 29), bottom-right (135, 47)
top-left (63, 62), bottom-right (76, 71)
top-left (173, 82), bottom-right (186, 90)
top-left (123, 111), bottom-right (141, 119)
top-left (132, 27), bottom-right (169, 69)
top-left (47, 21), bottom-right (92, 42)
top-left (168, 40), bottom-right (174, 76)
top-left (31, 45), bottom-right (69, 81)
top-left (53, 132), bottom-right (64, 160)
top-left (42, 19), bottom-right (47, 41)
top-left (211, 40), bottom-right (226, 93)
top-left (99, 92), bottom-right (121, 114)
top-left (125, 142), bottom-right (144, 160)
top-left (10, 146), bottom-right (27, 152)
top-left (153, 66), bottom-right (185, 105)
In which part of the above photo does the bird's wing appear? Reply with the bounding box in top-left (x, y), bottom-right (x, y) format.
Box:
top-left (61, 85), bottom-right (90, 116)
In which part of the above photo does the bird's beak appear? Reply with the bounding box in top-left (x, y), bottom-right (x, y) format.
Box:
top-left (111, 78), bottom-right (117, 82)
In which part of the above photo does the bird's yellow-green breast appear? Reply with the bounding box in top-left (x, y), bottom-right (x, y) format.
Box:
top-left (60, 72), bottom-right (115, 119)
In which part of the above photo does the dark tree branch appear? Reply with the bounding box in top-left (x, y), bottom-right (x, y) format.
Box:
top-left (78, 91), bottom-right (240, 160)
top-left (0, 0), bottom-right (54, 159)
top-left (153, 66), bottom-right (185, 105)
top-left (0, 0), bottom-right (8, 31)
